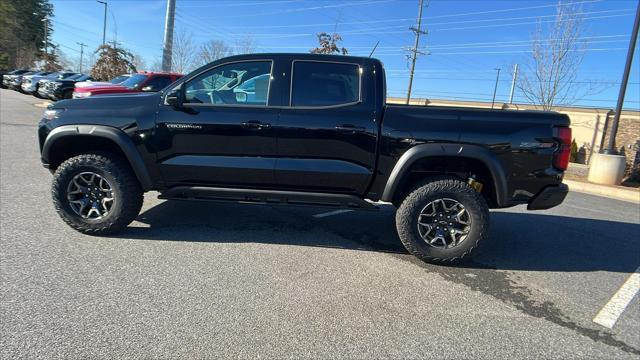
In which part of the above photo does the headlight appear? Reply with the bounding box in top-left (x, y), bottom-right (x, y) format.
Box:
top-left (43, 109), bottom-right (63, 121)
top-left (73, 91), bottom-right (90, 99)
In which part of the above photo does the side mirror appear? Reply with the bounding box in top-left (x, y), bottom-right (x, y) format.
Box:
top-left (165, 88), bottom-right (182, 107)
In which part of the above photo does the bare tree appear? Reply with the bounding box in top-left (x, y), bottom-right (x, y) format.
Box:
top-left (234, 36), bottom-right (257, 55)
top-left (198, 40), bottom-right (231, 66)
top-left (150, 58), bottom-right (163, 72)
top-left (310, 32), bottom-right (348, 55)
top-left (131, 52), bottom-right (147, 71)
top-left (172, 30), bottom-right (196, 73)
top-left (517, 2), bottom-right (604, 110)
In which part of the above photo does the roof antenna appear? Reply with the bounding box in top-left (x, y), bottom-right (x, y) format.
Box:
top-left (369, 41), bottom-right (380, 57)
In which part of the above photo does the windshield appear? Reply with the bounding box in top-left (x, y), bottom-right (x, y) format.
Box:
top-left (119, 74), bottom-right (148, 89)
top-left (67, 74), bottom-right (84, 80)
top-left (110, 75), bottom-right (130, 84)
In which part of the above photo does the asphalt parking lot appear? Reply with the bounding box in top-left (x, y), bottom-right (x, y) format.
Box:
top-left (1, 88), bottom-right (639, 359)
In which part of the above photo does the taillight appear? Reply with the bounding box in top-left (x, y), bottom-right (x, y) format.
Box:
top-left (553, 127), bottom-right (571, 170)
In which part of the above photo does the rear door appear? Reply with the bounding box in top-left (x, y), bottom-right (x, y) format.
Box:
top-left (154, 60), bottom-right (280, 188)
top-left (274, 60), bottom-right (377, 195)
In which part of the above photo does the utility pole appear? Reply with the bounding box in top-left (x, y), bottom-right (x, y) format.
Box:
top-left (508, 63), bottom-right (518, 104)
top-left (97, 1), bottom-right (107, 46)
top-left (491, 68), bottom-right (501, 109)
top-left (604, 2), bottom-right (639, 154)
top-left (406, 0), bottom-right (428, 105)
top-left (162, 0), bottom-right (176, 72)
top-left (43, 18), bottom-right (48, 68)
top-left (77, 42), bottom-right (87, 73)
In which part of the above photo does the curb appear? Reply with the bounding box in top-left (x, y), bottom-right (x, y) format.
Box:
top-left (564, 179), bottom-right (640, 203)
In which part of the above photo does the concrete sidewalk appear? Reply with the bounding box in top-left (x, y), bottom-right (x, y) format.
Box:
top-left (565, 179), bottom-right (640, 203)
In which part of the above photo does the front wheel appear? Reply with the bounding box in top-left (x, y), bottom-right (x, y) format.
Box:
top-left (52, 153), bottom-right (143, 235)
top-left (395, 176), bottom-right (489, 264)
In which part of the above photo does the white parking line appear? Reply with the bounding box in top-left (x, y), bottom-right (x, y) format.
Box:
top-left (312, 209), bottom-right (353, 218)
top-left (593, 266), bottom-right (640, 329)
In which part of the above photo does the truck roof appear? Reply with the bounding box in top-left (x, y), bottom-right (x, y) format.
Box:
top-left (209, 53), bottom-right (383, 66)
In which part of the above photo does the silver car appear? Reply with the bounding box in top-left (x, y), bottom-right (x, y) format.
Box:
top-left (23, 72), bottom-right (77, 96)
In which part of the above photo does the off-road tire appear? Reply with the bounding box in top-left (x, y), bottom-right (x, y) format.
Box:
top-left (395, 176), bottom-right (489, 264)
top-left (52, 153), bottom-right (143, 235)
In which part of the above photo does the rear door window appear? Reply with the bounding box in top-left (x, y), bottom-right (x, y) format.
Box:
top-left (290, 61), bottom-right (360, 107)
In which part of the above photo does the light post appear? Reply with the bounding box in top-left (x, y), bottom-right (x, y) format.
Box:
top-left (97, 1), bottom-right (107, 46)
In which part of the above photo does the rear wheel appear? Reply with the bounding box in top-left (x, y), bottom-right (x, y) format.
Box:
top-left (52, 153), bottom-right (143, 235)
top-left (395, 176), bottom-right (489, 263)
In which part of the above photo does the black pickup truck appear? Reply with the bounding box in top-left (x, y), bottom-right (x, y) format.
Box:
top-left (38, 53), bottom-right (571, 263)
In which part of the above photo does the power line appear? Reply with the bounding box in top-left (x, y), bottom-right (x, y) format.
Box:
top-left (338, 8), bottom-right (633, 34)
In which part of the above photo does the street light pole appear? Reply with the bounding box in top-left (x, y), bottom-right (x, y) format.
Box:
top-left (97, 1), bottom-right (107, 46)
top-left (491, 68), bottom-right (501, 109)
top-left (604, 2), bottom-right (640, 154)
top-left (508, 64), bottom-right (518, 104)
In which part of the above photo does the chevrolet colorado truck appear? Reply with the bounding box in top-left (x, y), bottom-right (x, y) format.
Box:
top-left (38, 53), bottom-right (571, 263)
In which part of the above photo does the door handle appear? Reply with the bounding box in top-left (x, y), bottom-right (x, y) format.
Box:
top-left (241, 121), bottom-right (271, 130)
top-left (335, 124), bottom-right (366, 133)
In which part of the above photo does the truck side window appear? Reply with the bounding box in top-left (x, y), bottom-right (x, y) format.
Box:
top-left (143, 76), bottom-right (172, 91)
top-left (184, 61), bottom-right (272, 105)
top-left (291, 61), bottom-right (360, 107)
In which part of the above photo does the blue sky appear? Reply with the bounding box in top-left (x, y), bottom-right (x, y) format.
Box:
top-left (49, 0), bottom-right (639, 109)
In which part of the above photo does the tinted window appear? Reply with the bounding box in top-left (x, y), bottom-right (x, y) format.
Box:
top-left (291, 61), bottom-right (360, 107)
top-left (120, 74), bottom-right (148, 89)
top-left (110, 75), bottom-right (130, 83)
top-left (184, 61), bottom-right (271, 105)
top-left (144, 76), bottom-right (172, 91)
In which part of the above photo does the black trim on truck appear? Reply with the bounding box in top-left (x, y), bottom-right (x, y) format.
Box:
top-left (527, 183), bottom-right (569, 210)
top-left (381, 143), bottom-right (509, 206)
top-left (41, 125), bottom-right (154, 191)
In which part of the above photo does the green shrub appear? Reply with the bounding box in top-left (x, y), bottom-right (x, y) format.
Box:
top-left (570, 139), bottom-right (578, 163)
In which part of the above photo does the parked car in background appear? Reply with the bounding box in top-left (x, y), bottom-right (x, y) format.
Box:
top-left (75, 74), bottom-right (132, 89)
top-left (8, 71), bottom-right (39, 90)
top-left (42, 74), bottom-right (92, 101)
top-left (2, 69), bottom-right (30, 88)
top-left (22, 72), bottom-right (77, 96)
top-left (72, 71), bottom-right (182, 98)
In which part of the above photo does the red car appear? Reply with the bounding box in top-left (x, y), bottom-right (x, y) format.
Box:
top-left (72, 71), bottom-right (182, 99)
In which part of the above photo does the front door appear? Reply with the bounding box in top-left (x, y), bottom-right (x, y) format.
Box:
top-left (275, 60), bottom-right (377, 195)
top-left (154, 60), bottom-right (279, 188)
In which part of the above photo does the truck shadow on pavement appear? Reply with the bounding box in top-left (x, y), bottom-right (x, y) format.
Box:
top-left (122, 200), bottom-right (640, 274)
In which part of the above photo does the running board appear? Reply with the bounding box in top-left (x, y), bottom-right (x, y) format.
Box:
top-left (159, 186), bottom-right (378, 210)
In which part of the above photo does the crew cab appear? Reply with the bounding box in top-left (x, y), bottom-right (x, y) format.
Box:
top-left (22, 72), bottom-right (78, 96)
top-left (42, 74), bottom-right (92, 100)
top-left (37, 53), bottom-right (571, 264)
top-left (72, 71), bottom-right (182, 99)
top-left (74, 74), bottom-right (132, 88)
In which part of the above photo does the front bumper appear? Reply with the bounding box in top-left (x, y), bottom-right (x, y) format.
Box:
top-left (527, 183), bottom-right (569, 210)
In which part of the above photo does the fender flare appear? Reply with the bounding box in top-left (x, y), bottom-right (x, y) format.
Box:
top-left (42, 124), bottom-right (153, 191)
top-left (381, 143), bottom-right (508, 206)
